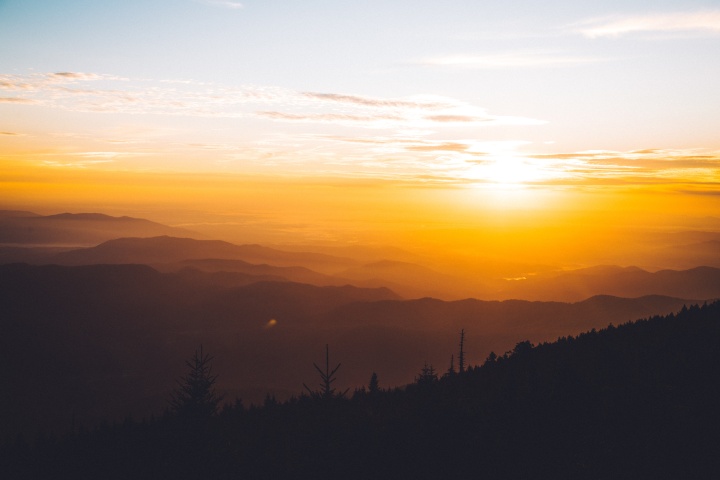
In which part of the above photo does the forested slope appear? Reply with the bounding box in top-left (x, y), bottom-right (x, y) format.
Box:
top-left (3, 302), bottom-right (719, 479)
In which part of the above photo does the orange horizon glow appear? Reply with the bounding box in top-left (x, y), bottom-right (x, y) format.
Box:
top-left (2, 152), bottom-right (718, 276)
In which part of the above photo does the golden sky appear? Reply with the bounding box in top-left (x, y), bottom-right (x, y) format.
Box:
top-left (1, 1), bottom-right (719, 269)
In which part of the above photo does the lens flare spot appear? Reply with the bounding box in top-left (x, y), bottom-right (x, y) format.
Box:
top-left (265, 318), bottom-right (278, 329)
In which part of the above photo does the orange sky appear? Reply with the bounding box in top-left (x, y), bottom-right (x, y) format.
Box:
top-left (1, 2), bottom-right (719, 274)
top-left (3, 155), bottom-right (718, 275)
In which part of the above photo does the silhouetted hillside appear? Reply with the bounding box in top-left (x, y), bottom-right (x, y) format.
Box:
top-left (323, 293), bottom-right (696, 336)
top-left (49, 235), bottom-right (360, 273)
top-left (5, 212), bottom-right (718, 302)
top-left (176, 258), bottom-right (349, 287)
top-left (0, 210), bottom-right (202, 246)
top-left (0, 263), bottom-right (697, 442)
top-left (337, 259), bottom-right (485, 299)
top-left (496, 264), bottom-right (720, 301)
top-left (0, 210), bottom-right (39, 218)
top-left (2, 302), bottom-right (718, 479)
top-left (0, 263), bottom-right (397, 437)
top-left (4, 234), bottom-right (486, 299)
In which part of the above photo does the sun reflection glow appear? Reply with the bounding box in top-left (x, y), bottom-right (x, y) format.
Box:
top-left (466, 155), bottom-right (556, 187)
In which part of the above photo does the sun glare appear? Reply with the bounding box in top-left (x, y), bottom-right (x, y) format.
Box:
top-left (470, 155), bottom-right (550, 186)
top-left (468, 155), bottom-right (553, 190)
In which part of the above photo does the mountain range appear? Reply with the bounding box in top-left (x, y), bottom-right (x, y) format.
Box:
top-left (0, 261), bottom-right (701, 440)
top-left (4, 225), bottom-right (720, 301)
top-left (496, 264), bottom-right (720, 301)
top-left (0, 210), bottom-right (202, 246)
top-left (2, 209), bottom-right (719, 441)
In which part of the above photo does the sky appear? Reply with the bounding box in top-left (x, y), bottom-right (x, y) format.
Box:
top-left (1, 0), bottom-right (719, 261)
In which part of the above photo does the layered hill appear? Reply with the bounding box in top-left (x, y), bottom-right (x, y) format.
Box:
top-left (0, 262), bottom-right (699, 440)
top-left (11, 234), bottom-right (719, 302)
top-left (3, 210), bottom-right (719, 302)
top-left (496, 264), bottom-right (720, 301)
top-left (0, 210), bottom-right (202, 246)
top-left (48, 236), bottom-right (360, 274)
top-left (3, 301), bottom-right (718, 480)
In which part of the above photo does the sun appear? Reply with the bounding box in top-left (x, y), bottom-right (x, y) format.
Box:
top-left (482, 156), bottom-right (544, 185)
top-left (454, 154), bottom-right (566, 210)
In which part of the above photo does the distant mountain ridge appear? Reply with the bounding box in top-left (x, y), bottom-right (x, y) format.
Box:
top-left (497, 264), bottom-right (720, 301)
top-left (178, 258), bottom-right (350, 286)
top-left (6, 233), bottom-right (720, 302)
top-left (2, 210), bottom-right (719, 302)
top-left (45, 213), bottom-right (142, 221)
top-left (49, 235), bottom-right (360, 274)
top-left (0, 210), bottom-right (40, 218)
top-left (0, 210), bottom-right (203, 246)
top-left (336, 259), bottom-right (483, 299)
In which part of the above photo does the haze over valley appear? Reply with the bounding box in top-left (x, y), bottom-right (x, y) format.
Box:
top-left (1, 209), bottom-right (718, 440)
top-left (1, 1), bottom-right (719, 476)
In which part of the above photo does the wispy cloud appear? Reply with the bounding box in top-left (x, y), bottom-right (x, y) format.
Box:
top-left (300, 92), bottom-right (452, 110)
top-left (420, 52), bottom-right (605, 69)
top-left (305, 145), bottom-right (720, 187)
top-left (0, 72), bottom-right (544, 128)
top-left (196, 0), bottom-right (243, 10)
top-left (37, 150), bottom-right (150, 168)
top-left (49, 72), bottom-right (110, 81)
top-left (5, 72), bottom-right (717, 190)
top-left (529, 148), bottom-right (720, 187)
top-left (0, 97), bottom-right (37, 104)
top-left (576, 10), bottom-right (720, 38)
top-left (257, 111), bottom-right (406, 125)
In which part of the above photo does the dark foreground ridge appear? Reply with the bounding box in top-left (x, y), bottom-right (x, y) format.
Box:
top-left (2, 302), bottom-right (719, 479)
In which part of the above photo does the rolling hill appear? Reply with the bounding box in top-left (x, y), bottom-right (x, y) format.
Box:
top-left (496, 265), bottom-right (720, 301)
top-left (48, 235), bottom-right (360, 274)
top-left (0, 210), bottom-right (203, 246)
top-left (0, 262), bottom-right (700, 441)
top-left (4, 301), bottom-right (718, 480)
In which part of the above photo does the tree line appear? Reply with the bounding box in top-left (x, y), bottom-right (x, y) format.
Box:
top-left (2, 301), bottom-right (719, 479)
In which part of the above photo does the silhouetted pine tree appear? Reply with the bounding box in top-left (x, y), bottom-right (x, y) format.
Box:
top-left (170, 345), bottom-right (221, 420)
top-left (458, 329), bottom-right (466, 373)
top-left (445, 354), bottom-right (456, 378)
top-left (416, 362), bottom-right (437, 385)
top-left (303, 344), bottom-right (349, 400)
top-left (368, 372), bottom-right (379, 394)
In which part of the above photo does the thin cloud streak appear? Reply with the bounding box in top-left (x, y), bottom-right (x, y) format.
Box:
top-left (576, 10), bottom-right (720, 38)
top-left (421, 52), bottom-right (605, 69)
top-left (0, 97), bottom-right (37, 104)
top-left (131, 132), bottom-right (720, 190)
top-left (528, 149), bottom-right (720, 187)
top-left (197, 0), bottom-right (244, 10)
top-left (0, 72), bottom-right (544, 128)
top-left (300, 92), bottom-right (451, 110)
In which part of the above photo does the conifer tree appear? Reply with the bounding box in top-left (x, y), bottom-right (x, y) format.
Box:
top-left (170, 345), bottom-right (221, 419)
top-left (416, 362), bottom-right (438, 385)
top-left (303, 344), bottom-right (349, 400)
top-left (458, 329), bottom-right (466, 373)
top-left (446, 354), bottom-right (456, 376)
top-left (368, 372), bottom-right (379, 394)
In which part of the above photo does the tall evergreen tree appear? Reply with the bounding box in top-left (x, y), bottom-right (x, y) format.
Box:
top-left (369, 372), bottom-right (380, 394)
top-left (458, 329), bottom-right (466, 373)
top-left (303, 344), bottom-right (349, 400)
top-left (170, 345), bottom-right (221, 419)
top-left (446, 354), bottom-right (456, 376)
top-left (416, 362), bottom-right (438, 385)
